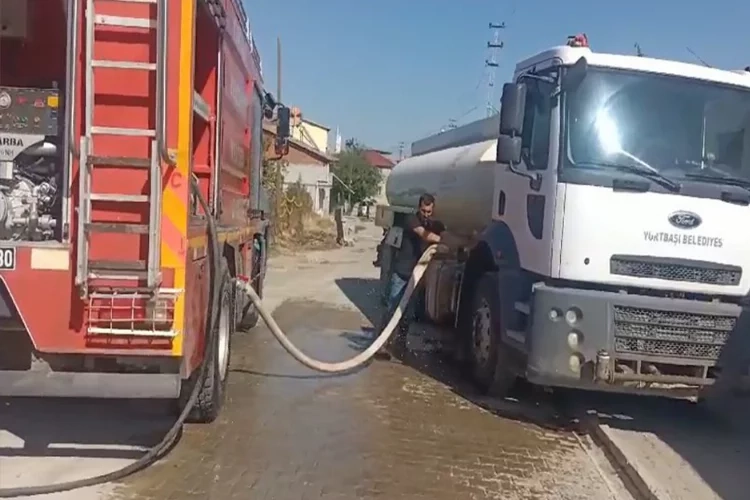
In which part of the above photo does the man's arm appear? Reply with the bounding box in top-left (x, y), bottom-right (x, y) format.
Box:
top-left (408, 215), bottom-right (441, 244)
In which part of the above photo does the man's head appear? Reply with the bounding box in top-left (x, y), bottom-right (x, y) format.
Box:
top-left (418, 193), bottom-right (435, 221)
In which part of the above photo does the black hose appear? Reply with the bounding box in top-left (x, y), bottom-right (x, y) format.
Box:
top-left (0, 176), bottom-right (223, 498)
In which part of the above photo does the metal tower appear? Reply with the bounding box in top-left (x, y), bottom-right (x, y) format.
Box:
top-left (485, 22), bottom-right (505, 117)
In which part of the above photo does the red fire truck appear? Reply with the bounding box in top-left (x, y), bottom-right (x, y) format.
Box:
top-left (0, 0), bottom-right (288, 422)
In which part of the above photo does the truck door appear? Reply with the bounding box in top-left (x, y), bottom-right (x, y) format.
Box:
top-left (496, 68), bottom-right (559, 275)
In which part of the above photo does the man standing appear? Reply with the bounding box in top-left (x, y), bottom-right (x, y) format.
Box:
top-left (376, 193), bottom-right (444, 360)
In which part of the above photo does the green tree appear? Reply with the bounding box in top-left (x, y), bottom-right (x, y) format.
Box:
top-left (331, 138), bottom-right (382, 208)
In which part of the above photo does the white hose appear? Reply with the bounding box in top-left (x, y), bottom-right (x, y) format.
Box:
top-left (236, 244), bottom-right (439, 373)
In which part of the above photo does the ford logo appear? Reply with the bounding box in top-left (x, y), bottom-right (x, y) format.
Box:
top-left (668, 211), bottom-right (702, 229)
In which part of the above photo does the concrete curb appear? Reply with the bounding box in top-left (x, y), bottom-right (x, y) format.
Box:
top-left (582, 415), bottom-right (659, 500)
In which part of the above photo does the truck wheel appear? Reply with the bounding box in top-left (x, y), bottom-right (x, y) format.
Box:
top-left (238, 295), bottom-right (260, 331)
top-left (468, 272), bottom-right (516, 396)
top-left (179, 265), bottom-right (235, 423)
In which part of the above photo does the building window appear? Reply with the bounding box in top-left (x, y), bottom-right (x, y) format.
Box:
top-left (318, 188), bottom-right (326, 212)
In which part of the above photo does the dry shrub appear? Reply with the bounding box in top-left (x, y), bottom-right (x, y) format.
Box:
top-left (273, 181), bottom-right (338, 252)
top-left (280, 181), bottom-right (313, 236)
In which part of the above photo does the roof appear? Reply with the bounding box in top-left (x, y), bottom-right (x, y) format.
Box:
top-left (301, 117), bottom-right (330, 131)
top-left (263, 122), bottom-right (334, 163)
top-left (514, 45), bottom-right (750, 89)
top-left (361, 149), bottom-right (395, 169)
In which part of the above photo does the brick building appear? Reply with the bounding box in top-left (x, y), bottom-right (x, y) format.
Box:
top-left (263, 122), bottom-right (334, 215)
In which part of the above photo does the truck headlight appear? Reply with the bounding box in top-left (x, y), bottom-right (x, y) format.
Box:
top-left (565, 307), bottom-right (582, 325)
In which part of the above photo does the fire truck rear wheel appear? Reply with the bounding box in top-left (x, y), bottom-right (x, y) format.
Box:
top-left (179, 265), bottom-right (235, 423)
top-left (469, 272), bottom-right (516, 397)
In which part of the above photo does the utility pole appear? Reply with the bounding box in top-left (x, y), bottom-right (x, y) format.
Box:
top-left (276, 37), bottom-right (282, 103)
top-left (485, 22), bottom-right (505, 117)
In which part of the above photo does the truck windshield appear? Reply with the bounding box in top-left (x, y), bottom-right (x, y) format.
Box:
top-left (563, 67), bottom-right (750, 187)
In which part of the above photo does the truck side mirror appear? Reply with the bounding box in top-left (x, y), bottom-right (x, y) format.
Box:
top-left (499, 82), bottom-right (527, 136)
top-left (496, 82), bottom-right (526, 165)
top-left (496, 135), bottom-right (522, 165)
top-left (276, 106), bottom-right (291, 140)
top-left (275, 106), bottom-right (291, 156)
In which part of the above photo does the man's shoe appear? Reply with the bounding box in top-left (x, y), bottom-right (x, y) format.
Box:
top-left (387, 331), bottom-right (408, 359)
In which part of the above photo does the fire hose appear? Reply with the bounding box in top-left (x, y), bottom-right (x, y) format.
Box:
top-left (236, 245), bottom-right (437, 372)
top-left (0, 177), bottom-right (437, 497)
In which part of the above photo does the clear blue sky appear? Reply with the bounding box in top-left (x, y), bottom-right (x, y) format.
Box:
top-left (246, 0), bottom-right (750, 153)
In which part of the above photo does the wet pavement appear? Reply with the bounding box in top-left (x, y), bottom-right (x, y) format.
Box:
top-left (4, 222), bottom-right (750, 499)
top-left (113, 300), bottom-right (624, 500)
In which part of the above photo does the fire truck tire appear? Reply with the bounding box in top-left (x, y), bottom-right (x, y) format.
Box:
top-left (180, 264), bottom-right (234, 424)
top-left (238, 301), bottom-right (260, 331)
top-left (468, 272), bottom-right (516, 396)
top-left (238, 288), bottom-right (260, 331)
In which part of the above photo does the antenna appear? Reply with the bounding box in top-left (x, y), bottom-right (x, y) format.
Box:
top-left (485, 22), bottom-right (505, 117)
top-left (686, 46), bottom-right (711, 68)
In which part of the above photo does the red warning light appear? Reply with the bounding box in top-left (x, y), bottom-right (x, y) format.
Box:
top-left (567, 33), bottom-right (589, 48)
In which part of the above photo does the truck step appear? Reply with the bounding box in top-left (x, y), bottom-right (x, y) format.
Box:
top-left (89, 271), bottom-right (149, 281)
top-left (88, 258), bottom-right (151, 281)
top-left (92, 60), bottom-right (156, 71)
top-left (85, 222), bottom-right (150, 234)
top-left (87, 326), bottom-right (177, 337)
top-left (87, 155), bottom-right (151, 168)
top-left (94, 14), bottom-right (155, 30)
top-left (89, 193), bottom-right (149, 203)
top-left (89, 259), bottom-right (147, 271)
top-left (90, 126), bottom-right (156, 137)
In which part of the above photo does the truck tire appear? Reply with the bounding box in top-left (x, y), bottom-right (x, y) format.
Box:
top-left (238, 293), bottom-right (260, 331)
top-left (468, 272), bottom-right (517, 396)
top-left (179, 265), bottom-right (235, 423)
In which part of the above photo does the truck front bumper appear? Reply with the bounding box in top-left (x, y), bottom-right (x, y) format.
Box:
top-left (525, 284), bottom-right (743, 393)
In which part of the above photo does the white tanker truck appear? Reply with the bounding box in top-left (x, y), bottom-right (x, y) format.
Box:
top-left (376, 34), bottom-right (750, 398)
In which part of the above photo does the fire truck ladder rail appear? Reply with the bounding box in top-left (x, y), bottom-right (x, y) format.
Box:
top-left (76, 0), bottom-right (167, 299)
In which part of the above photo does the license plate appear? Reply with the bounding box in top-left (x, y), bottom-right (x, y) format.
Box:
top-left (0, 248), bottom-right (16, 270)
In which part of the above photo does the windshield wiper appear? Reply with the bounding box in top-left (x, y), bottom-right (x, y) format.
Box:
top-left (577, 161), bottom-right (681, 192)
top-left (683, 172), bottom-right (750, 192)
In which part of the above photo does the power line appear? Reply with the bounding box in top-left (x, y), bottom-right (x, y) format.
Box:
top-left (485, 22), bottom-right (505, 117)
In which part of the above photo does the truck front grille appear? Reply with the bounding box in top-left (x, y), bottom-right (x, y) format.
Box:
top-left (610, 255), bottom-right (742, 286)
top-left (612, 305), bottom-right (736, 360)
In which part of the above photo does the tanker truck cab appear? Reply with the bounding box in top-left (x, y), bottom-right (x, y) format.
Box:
top-left (378, 34), bottom-right (750, 398)
top-left (486, 35), bottom-right (750, 397)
